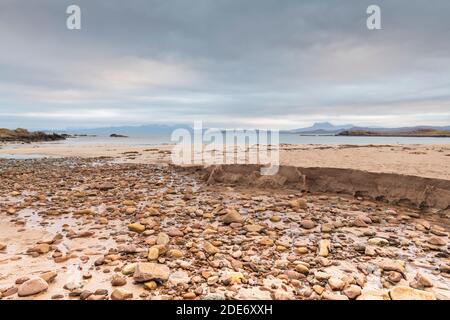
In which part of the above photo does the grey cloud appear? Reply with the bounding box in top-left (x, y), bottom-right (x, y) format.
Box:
top-left (0, 0), bottom-right (449, 129)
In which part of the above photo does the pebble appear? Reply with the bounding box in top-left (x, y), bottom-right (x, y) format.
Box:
top-left (148, 247), bottom-right (160, 260)
top-left (203, 241), bottom-right (220, 255)
top-left (111, 274), bottom-right (127, 286)
top-left (18, 278), bottom-right (49, 297)
top-left (318, 239), bottom-right (330, 257)
top-left (389, 286), bottom-right (436, 300)
top-left (133, 263), bottom-right (170, 283)
top-left (301, 220), bottom-right (316, 229)
top-left (128, 223), bottom-right (145, 233)
top-left (111, 288), bottom-right (133, 300)
top-left (221, 209), bottom-right (244, 224)
top-left (343, 285), bottom-right (362, 299)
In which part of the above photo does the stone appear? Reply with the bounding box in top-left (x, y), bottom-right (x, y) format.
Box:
top-left (301, 219), bottom-right (316, 229)
top-left (387, 271), bottom-right (403, 283)
top-left (183, 292), bottom-right (196, 300)
top-left (322, 292), bottom-right (349, 300)
top-left (144, 281), bottom-right (158, 290)
top-left (121, 263), bottom-right (136, 275)
top-left (111, 274), bottom-right (127, 286)
top-left (313, 285), bottom-right (324, 295)
top-left (28, 243), bottom-right (50, 254)
top-left (244, 224), bottom-right (264, 233)
top-left (128, 223), bottom-right (145, 233)
top-left (389, 286), bottom-right (436, 300)
top-left (40, 271), bottom-right (57, 283)
top-left (318, 239), bottom-right (331, 257)
top-left (315, 271), bottom-right (331, 281)
top-left (414, 273), bottom-right (433, 288)
top-left (204, 241), bottom-right (220, 255)
top-left (379, 260), bottom-right (405, 275)
top-left (80, 291), bottom-right (93, 300)
top-left (168, 249), bottom-right (183, 258)
top-left (168, 270), bottom-right (190, 286)
top-left (295, 247), bottom-right (308, 254)
top-left (427, 236), bottom-right (446, 246)
top-left (15, 277), bottom-right (30, 285)
top-left (222, 209), bottom-right (244, 224)
top-left (2, 287), bottom-right (18, 297)
top-left (289, 199), bottom-right (308, 209)
top-left (18, 278), bottom-right (48, 297)
top-left (147, 247), bottom-right (160, 260)
top-left (111, 288), bottom-right (133, 300)
top-left (357, 289), bottom-right (389, 300)
top-left (98, 183), bottom-right (115, 191)
top-left (343, 285), bottom-right (362, 299)
top-left (74, 209), bottom-right (96, 215)
top-left (328, 277), bottom-right (345, 291)
top-left (156, 232), bottom-right (170, 246)
top-left (295, 264), bottom-right (309, 275)
top-left (352, 217), bottom-right (368, 227)
top-left (133, 263), bottom-right (170, 283)
top-left (64, 281), bottom-right (82, 291)
top-left (321, 224), bottom-right (333, 233)
top-left (223, 272), bottom-right (244, 285)
top-left (0, 243), bottom-right (6, 251)
top-left (87, 294), bottom-right (107, 300)
top-left (259, 237), bottom-right (274, 246)
top-left (270, 216), bottom-right (281, 222)
top-left (368, 238), bottom-right (389, 246)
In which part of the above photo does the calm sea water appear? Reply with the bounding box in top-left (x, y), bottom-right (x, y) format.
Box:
top-left (23, 133), bottom-right (450, 146)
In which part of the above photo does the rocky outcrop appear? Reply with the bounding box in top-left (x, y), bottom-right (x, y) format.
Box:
top-left (0, 128), bottom-right (66, 143)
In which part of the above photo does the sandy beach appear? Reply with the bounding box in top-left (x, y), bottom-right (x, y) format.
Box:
top-left (0, 142), bottom-right (449, 300)
top-left (1, 142), bottom-right (449, 180)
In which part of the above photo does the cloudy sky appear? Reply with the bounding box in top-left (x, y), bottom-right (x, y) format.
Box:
top-left (0, 0), bottom-right (449, 129)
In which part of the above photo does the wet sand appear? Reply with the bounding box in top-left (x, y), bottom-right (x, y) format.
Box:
top-left (0, 158), bottom-right (449, 300)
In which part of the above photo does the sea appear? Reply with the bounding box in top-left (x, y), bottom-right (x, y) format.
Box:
top-left (3, 133), bottom-right (450, 147)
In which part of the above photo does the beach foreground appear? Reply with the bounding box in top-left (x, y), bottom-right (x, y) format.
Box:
top-left (0, 158), bottom-right (449, 300)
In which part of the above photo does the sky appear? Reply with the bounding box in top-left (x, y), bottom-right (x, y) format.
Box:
top-left (0, 0), bottom-right (449, 130)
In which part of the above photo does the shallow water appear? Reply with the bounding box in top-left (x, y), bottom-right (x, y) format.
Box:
top-left (4, 133), bottom-right (450, 148)
top-left (0, 153), bottom-right (57, 160)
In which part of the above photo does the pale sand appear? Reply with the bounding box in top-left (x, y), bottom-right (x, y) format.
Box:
top-left (1, 143), bottom-right (449, 180)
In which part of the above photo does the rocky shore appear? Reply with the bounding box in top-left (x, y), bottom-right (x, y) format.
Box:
top-left (0, 158), bottom-right (449, 300)
top-left (0, 128), bottom-right (66, 143)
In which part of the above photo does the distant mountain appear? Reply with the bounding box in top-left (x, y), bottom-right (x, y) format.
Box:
top-left (283, 122), bottom-right (450, 135)
top-left (338, 128), bottom-right (450, 137)
top-left (348, 125), bottom-right (450, 133)
top-left (59, 124), bottom-right (193, 136)
top-left (283, 122), bottom-right (354, 134)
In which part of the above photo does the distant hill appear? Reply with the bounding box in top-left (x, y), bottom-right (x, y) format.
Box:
top-left (285, 122), bottom-right (354, 134)
top-left (338, 128), bottom-right (450, 137)
top-left (60, 124), bottom-right (193, 136)
top-left (283, 122), bottom-right (450, 136)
